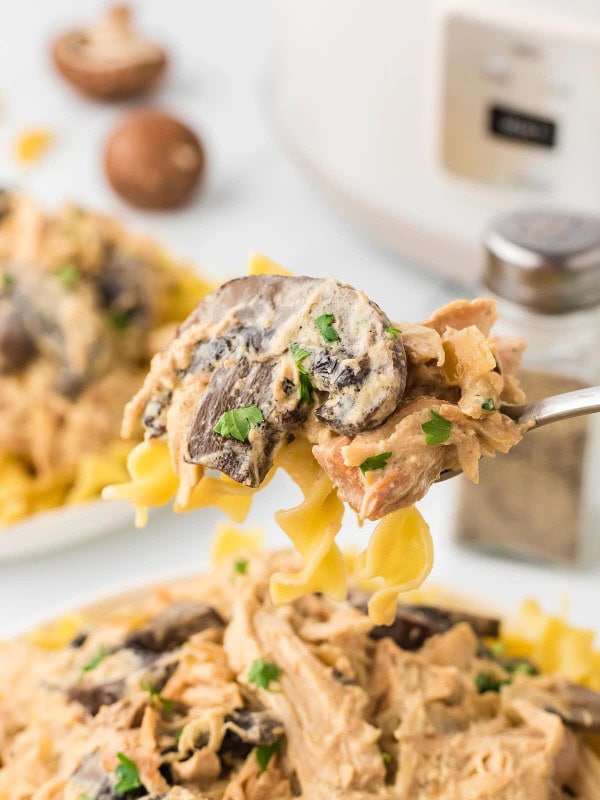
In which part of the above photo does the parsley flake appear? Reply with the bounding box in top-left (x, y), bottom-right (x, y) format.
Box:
top-left (213, 405), bottom-right (264, 442)
top-left (315, 313), bottom-right (340, 343)
top-left (481, 397), bottom-right (496, 411)
top-left (289, 343), bottom-right (313, 404)
top-left (421, 410), bottom-right (452, 446)
top-left (381, 750), bottom-right (392, 765)
top-left (107, 309), bottom-right (131, 331)
top-left (248, 658), bottom-right (282, 690)
top-left (359, 451), bottom-right (392, 474)
top-left (55, 262), bottom-right (80, 290)
top-left (114, 752), bottom-right (142, 794)
top-left (475, 672), bottom-right (510, 694)
top-left (145, 681), bottom-right (174, 714)
top-left (79, 795), bottom-right (93, 800)
top-left (289, 343), bottom-right (310, 364)
top-left (506, 662), bottom-right (536, 676)
top-left (255, 741), bottom-right (280, 772)
top-left (386, 326), bottom-right (402, 339)
top-left (2, 272), bottom-right (15, 291)
top-left (233, 558), bottom-right (249, 575)
top-left (82, 645), bottom-right (108, 674)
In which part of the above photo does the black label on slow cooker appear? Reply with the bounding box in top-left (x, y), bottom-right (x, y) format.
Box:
top-left (489, 105), bottom-right (556, 148)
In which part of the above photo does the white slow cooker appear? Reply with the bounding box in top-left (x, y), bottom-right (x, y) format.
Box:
top-left (266, 0), bottom-right (600, 283)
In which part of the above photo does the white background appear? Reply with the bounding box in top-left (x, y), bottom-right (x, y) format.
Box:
top-left (0, 0), bottom-right (597, 637)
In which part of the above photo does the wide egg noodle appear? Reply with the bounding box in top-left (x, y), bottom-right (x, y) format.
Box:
top-left (356, 505), bottom-right (434, 625)
top-left (103, 439), bottom-right (179, 526)
top-left (103, 435), bottom-right (436, 621)
top-left (269, 436), bottom-right (347, 603)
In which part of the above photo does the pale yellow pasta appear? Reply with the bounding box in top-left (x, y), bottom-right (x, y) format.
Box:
top-left (104, 435), bottom-right (434, 621)
top-left (501, 598), bottom-right (600, 691)
top-left (355, 505), bottom-right (433, 624)
top-left (211, 522), bottom-right (264, 564)
top-left (26, 613), bottom-right (86, 650)
top-left (65, 440), bottom-right (133, 504)
top-left (269, 436), bottom-right (347, 603)
top-left (246, 251), bottom-right (293, 277)
top-left (103, 440), bottom-right (179, 526)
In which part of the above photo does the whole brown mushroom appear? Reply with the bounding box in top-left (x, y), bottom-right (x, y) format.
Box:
top-left (105, 110), bottom-right (205, 210)
top-left (52, 5), bottom-right (167, 100)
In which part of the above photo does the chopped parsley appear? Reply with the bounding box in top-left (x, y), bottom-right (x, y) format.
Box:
top-left (233, 558), bottom-right (249, 575)
top-left (315, 313), bottom-right (340, 343)
top-left (380, 749), bottom-right (392, 765)
top-left (114, 752), bottom-right (142, 794)
top-left (421, 410), bottom-right (451, 445)
top-left (248, 658), bottom-right (283, 690)
top-left (289, 343), bottom-right (313, 404)
top-left (145, 681), bottom-right (174, 714)
top-left (386, 326), bottom-right (402, 339)
top-left (82, 645), bottom-right (108, 674)
top-left (2, 272), bottom-right (14, 291)
top-left (359, 451), bottom-right (392, 474)
top-left (107, 309), bottom-right (131, 330)
top-left (475, 672), bottom-right (510, 694)
top-left (255, 741), bottom-right (280, 772)
top-left (506, 661), bottom-right (536, 676)
top-left (489, 641), bottom-right (506, 656)
top-left (79, 795), bottom-right (93, 800)
top-left (55, 262), bottom-right (80, 290)
top-left (213, 405), bottom-right (264, 442)
top-left (289, 342), bottom-right (310, 363)
top-left (481, 397), bottom-right (496, 411)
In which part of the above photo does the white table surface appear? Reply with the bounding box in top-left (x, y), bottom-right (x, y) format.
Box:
top-left (0, 0), bottom-right (597, 638)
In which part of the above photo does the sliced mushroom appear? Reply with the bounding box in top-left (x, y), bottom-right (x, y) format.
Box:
top-left (0, 304), bottom-right (36, 373)
top-left (506, 679), bottom-right (600, 732)
top-left (124, 602), bottom-right (224, 654)
top-left (221, 709), bottom-right (284, 750)
top-left (67, 678), bottom-right (125, 716)
top-left (69, 752), bottom-right (117, 800)
top-left (186, 358), bottom-right (303, 486)
top-left (350, 591), bottom-right (500, 650)
top-left (140, 275), bottom-right (406, 487)
top-left (9, 265), bottom-right (112, 397)
top-left (0, 189), bottom-right (12, 223)
top-left (52, 5), bottom-right (167, 100)
top-left (96, 249), bottom-right (152, 333)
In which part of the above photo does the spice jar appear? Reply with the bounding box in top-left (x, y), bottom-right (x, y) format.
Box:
top-left (454, 209), bottom-right (600, 564)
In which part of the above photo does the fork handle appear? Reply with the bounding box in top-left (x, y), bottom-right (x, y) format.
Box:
top-left (502, 385), bottom-right (600, 429)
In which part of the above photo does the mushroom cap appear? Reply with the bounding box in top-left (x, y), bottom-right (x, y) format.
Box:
top-left (104, 110), bottom-right (205, 210)
top-left (139, 275), bottom-right (407, 487)
top-left (52, 5), bottom-right (167, 100)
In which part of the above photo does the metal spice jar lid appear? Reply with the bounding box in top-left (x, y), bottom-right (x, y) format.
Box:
top-left (484, 208), bottom-right (600, 313)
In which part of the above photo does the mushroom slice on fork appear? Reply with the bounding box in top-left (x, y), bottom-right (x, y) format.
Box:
top-left (126, 275), bottom-right (407, 487)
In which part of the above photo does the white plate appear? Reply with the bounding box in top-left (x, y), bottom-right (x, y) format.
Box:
top-left (0, 499), bottom-right (135, 563)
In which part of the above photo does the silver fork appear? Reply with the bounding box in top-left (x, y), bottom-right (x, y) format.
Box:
top-left (437, 385), bottom-right (600, 482)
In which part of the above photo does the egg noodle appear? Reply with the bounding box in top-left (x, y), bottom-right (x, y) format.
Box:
top-left (104, 254), bottom-right (433, 624)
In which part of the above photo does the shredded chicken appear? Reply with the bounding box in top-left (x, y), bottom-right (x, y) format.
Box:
top-left (0, 551), bottom-right (598, 800)
top-left (313, 297), bottom-right (526, 519)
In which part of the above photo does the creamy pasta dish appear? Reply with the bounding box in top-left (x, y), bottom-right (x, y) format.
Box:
top-left (1, 549), bottom-right (598, 799)
top-left (105, 256), bottom-right (526, 623)
top-left (0, 192), bottom-right (212, 523)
